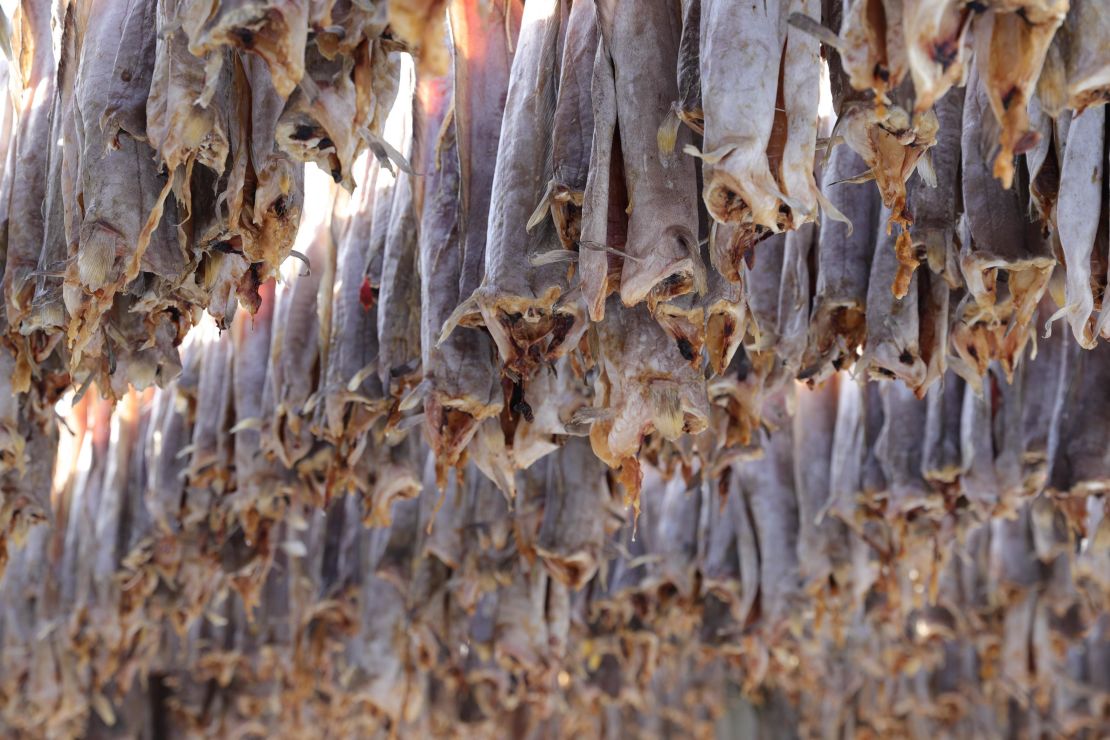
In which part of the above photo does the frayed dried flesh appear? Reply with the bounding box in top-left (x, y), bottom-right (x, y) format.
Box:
top-left (836, 101), bottom-right (939, 298)
top-left (388, 0), bottom-right (450, 78)
top-left (972, 2), bottom-right (1067, 188)
top-left (590, 297), bottom-right (709, 508)
top-left (611, 0), bottom-right (701, 308)
top-left (147, 2), bottom-right (229, 174)
top-left (703, 242), bottom-right (745, 376)
top-left (902, 0), bottom-right (972, 113)
top-left (183, 0), bottom-right (309, 100)
top-left (839, 0), bottom-right (907, 100)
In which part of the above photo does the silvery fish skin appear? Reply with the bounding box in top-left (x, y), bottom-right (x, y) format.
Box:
top-left (547, 0), bottom-right (597, 250)
top-left (863, 206), bottom-right (926, 388)
top-left (699, 0), bottom-right (788, 231)
top-left (579, 40), bottom-right (619, 322)
top-left (2, 0), bottom-right (54, 331)
top-left (1055, 102), bottom-right (1105, 348)
top-left (472, 0), bottom-right (585, 380)
top-left (910, 85), bottom-right (963, 284)
top-left (611, 0), bottom-right (700, 309)
top-left (802, 145), bottom-right (879, 383)
top-left (418, 76), bottom-right (501, 481)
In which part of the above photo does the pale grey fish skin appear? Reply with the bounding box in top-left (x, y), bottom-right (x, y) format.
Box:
top-left (2, 0), bottom-right (54, 327)
top-left (959, 374), bottom-right (1000, 510)
top-left (1046, 339), bottom-right (1110, 495)
top-left (876, 380), bottom-right (931, 514)
top-left (922, 371), bottom-right (965, 484)
top-left (860, 381), bottom-right (888, 502)
top-left (793, 376), bottom-right (849, 586)
top-left (449, 0), bottom-right (520, 302)
top-left (231, 280), bottom-right (275, 494)
top-left (802, 143), bottom-right (880, 381)
top-left (536, 437), bottom-right (613, 589)
top-left (774, 222), bottom-right (816, 385)
top-left (322, 160), bottom-right (383, 440)
top-left (189, 326), bottom-right (235, 485)
top-left (1019, 309), bottom-right (1066, 486)
top-left (376, 166), bottom-right (421, 391)
top-left (100, 0), bottom-right (159, 143)
top-left (743, 231), bottom-right (786, 350)
top-left (479, 0), bottom-right (564, 302)
top-left (549, 0), bottom-right (597, 230)
top-left (910, 85), bottom-right (963, 281)
top-left (579, 41), bottom-right (618, 322)
top-left (418, 77), bottom-right (499, 425)
top-left (611, 0), bottom-right (700, 307)
top-left (735, 423), bottom-right (800, 627)
top-left (27, 6), bottom-right (78, 334)
top-left (864, 206), bottom-right (925, 388)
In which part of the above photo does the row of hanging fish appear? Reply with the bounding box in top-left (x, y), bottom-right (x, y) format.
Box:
top-left (1, 335), bottom-right (1107, 737)
top-left (2, 0), bottom-right (1110, 736)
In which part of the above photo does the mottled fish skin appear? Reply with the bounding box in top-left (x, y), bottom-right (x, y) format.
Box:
top-left (182, 0), bottom-right (309, 100)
